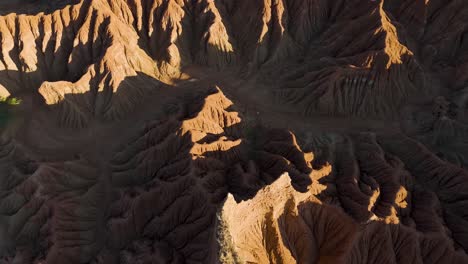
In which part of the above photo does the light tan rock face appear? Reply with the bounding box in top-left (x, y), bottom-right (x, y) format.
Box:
top-left (1, 0), bottom-right (468, 263)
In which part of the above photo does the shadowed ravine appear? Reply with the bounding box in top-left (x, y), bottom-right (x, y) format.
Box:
top-left (0, 0), bottom-right (468, 263)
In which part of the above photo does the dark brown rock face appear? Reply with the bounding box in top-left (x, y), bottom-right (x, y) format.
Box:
top-left (1, 1), bottom-right (468, 263)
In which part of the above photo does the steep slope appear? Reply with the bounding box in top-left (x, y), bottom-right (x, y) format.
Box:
top-left (0, 0), bottom-right (163, 125)
top-left (0, 0), bottom-right (434, 123)
top-left (220, 133), bottom-right (468, 264)
top-left (0, 0), bottom-right (468, 263)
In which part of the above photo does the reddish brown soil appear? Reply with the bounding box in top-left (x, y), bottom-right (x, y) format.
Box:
top-left (1, 1), bottom-right (468, 263)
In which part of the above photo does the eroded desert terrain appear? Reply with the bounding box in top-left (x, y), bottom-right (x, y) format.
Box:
top-left (0, 0), bottom-right (468, 263)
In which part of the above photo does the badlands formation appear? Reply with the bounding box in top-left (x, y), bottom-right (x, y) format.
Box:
top-left (0, 0), bottom-right (468, 263)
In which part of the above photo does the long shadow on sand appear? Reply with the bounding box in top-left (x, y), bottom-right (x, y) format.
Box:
top-left (0, 0), bottom-right (81, 16)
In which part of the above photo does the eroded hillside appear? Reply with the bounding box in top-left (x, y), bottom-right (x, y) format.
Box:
top-left (0, 0), bottom-right (468, 263)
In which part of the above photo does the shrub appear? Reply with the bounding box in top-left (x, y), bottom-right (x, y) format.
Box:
top-left (0, 97), bottom-right (21, 127)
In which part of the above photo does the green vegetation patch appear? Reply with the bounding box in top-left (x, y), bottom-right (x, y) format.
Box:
top-left (0, 97), bottom-right (22, 127)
